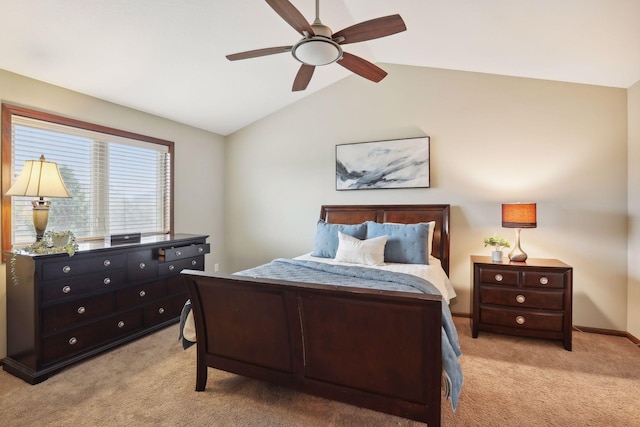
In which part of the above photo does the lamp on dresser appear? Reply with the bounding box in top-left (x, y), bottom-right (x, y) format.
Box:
top-left (502, 202), bottom-right (536, 262)
top-left (5, 154), bottom-right (71, 241)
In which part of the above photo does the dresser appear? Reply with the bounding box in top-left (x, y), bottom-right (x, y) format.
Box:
top-left (4, 233), bottom-right (209, 384)
top-left (471, 256), bottom-right (573, 350)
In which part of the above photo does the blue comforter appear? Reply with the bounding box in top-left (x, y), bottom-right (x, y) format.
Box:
top-left (181, 258), bottom-right (464, 410)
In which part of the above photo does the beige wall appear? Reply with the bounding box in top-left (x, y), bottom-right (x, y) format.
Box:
top-left (628, 80), bottom-right (640, 339)
top-left (0, 69), bottom-right (225, 359)
top-left (225, 64), bottom-right (629, 332)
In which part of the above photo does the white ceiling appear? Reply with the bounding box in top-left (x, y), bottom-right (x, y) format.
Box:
top-left (1, 0), bottom-right (639, 136)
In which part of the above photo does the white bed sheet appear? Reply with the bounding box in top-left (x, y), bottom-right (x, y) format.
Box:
top-left (294, 253), bottom-right (457, 304)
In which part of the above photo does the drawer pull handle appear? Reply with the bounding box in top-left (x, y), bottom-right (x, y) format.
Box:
top-left (62, 285), bottom-right (71, 294)
top-left (63, 265), bottom-right (71, 274)
top-left (191, 260), bottom-right (197, 266)
top-left (158, 307), bottom-right (165, 314)
top-left (169, 264), bottom-right (175, 271)
top-left (104, 277), bottom-right (111, 285)
top-left (198, 247), bottom-right (204, 253)
top-left (139, 290), bottom-right (146, 297)
top-left (139, 262), bottom-right (146, 269)
top-left (69, 337), bottom-right (77, 345)
top-left (104, 259), bottom-right (111, 267)
top-left (516, 315), bottom-right (526, 325)
top-left (77, 306), bottom-right (86, 314)
top-left (117, 321), bottom-right (125, 328)
top-left (516, 294), bottom-right (526, 304)
top-left (494, 274), bottom-right (503, 282)
top-left (539, 277), bottom-right (549, 285)
top-left (175, 250), bottom-right (182, 256)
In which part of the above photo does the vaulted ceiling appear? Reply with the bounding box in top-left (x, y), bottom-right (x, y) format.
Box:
top-left (1, 0), bottom-right (638, 136)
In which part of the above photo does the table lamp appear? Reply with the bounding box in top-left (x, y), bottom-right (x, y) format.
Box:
top-left (502, 202), bottom-right (536, 262)
top-left (5, 155), bottom-right (71, 241)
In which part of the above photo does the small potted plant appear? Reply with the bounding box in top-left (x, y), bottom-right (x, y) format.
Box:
top-left (484, 234), bottom-right (511, 262)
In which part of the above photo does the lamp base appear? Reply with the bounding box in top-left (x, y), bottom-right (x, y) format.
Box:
top-left (508, 228), bottom-right (528, 262)
top-left (32, 199), bottom-right (51, 241)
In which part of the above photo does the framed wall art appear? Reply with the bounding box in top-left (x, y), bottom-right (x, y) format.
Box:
top-left (336, 136), bottom-right (430, 190)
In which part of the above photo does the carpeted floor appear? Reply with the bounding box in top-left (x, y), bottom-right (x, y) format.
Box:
top-left (1, 316), bottom-right (639, 426)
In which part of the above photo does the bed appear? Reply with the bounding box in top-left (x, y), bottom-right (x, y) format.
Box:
top-left (181, 204), bottom-right (462, 426)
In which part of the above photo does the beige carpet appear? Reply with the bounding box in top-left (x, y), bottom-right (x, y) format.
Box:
top-left (1, 317), bottom-right (639, 426)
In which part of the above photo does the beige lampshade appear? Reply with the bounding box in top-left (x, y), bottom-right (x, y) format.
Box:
top-left (502, 203), bottom-right (537, 228)
top-left (6, 155), bottom-right (71, 198)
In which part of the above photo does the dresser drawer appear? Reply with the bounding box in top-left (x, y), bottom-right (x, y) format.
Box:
top-left (42, 269), bottom-right (126, 302)
top-left (479, 286), bottom-right (564, 310)
top-left (42, 294), bottom-right (116, 334)
top-left (158, 243), bottom-right (210, 262)
top-left (42, 254), bottom-right (125, 281)
top-left (159, 256), bottom-right (205, 277)
top-left (144, 295), bottom-right (187, 327)
top-left (480, 306), bottom-right (563, 332)
top-left (116, 280), bottom-right (166, 310)
top-left (522, 271), bottom-right (565, 289)
top-left (42, 309), bottom-right (143, 364)
top-left (126, 250), bottom-right (158, 281)
top-left (479, 268), bottom-right (518, 286)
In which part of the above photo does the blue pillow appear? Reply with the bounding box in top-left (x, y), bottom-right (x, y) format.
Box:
top-left (311, 220), bottom-right (367, 258)
top-left (366, 221), bottom-right (431, 264)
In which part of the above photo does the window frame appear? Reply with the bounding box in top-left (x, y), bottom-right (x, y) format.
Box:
top-left (1, 103), bottom-right (175, 254)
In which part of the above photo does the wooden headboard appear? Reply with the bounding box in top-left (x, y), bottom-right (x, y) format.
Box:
top-left (320, 204), bottom-right (451, 276)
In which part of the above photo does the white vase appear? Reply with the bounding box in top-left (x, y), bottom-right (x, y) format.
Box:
top-left (492, 250), bottom-right (503, 262)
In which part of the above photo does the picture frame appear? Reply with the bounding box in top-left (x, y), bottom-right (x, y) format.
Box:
top-left (336, 136), bottom-right (430, 190)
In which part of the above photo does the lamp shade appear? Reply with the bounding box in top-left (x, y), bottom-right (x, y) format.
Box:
top-left (502, 203), bottom-right (536, 228)
top-left (6, 155), bottom-right (71, 198)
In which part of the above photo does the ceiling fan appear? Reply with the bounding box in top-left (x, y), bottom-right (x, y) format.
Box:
top-left (226, 0), bottom-right (407, 91)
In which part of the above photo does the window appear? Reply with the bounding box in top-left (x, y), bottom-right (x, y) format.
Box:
top-left (2, 104), bottom-right (174, 251)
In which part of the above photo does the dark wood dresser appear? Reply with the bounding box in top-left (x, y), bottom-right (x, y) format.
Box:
top-left (4, 233), bottom-right (209, 384)
top-left (471, 256), bottom-right (573, 350)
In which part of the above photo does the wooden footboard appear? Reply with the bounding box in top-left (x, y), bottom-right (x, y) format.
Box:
top-left (182, 270), bottom-right (443, 426)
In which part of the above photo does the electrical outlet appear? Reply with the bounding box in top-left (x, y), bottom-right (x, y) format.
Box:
top-left (214, 263), bottom-right (219, 272)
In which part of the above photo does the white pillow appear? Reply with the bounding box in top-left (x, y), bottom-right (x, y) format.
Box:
top-left (335, 231), bottom-right (388, 266)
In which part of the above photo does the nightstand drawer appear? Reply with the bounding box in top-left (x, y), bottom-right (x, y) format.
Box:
top-left (479, 268), bottom-right (518, 286)
top-left (522, 271), bottom-right (565, 289)
top-left (479, 286), bottom-right (564, 310)
top-left (480, 306), bottom-right (563, 332)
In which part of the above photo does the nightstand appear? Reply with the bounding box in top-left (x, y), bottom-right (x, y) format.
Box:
top-left (471, 256), bottom-right (573, 350)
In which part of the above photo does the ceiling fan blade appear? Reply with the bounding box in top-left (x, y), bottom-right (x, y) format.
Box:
top-left (333, 14), bottom-right (406, 45)
top-left (292, 64), bottom-right (315, 91)
top-left (226, 46), bottom-right (292, 61)
top-left (266, 0), bottom-right (314, 36)
top-left (337, 52), bottom-right (387, 83)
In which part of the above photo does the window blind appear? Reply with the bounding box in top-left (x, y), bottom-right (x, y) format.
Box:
top-left (10, 115), bottom-right (171, 244)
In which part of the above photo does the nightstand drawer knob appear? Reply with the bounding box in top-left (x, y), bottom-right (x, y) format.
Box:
top-left (62, 285), bottom-right (71, 294)
top-left (104, 277), bottom-right (111, 285)
top-left (539, 277), bottom-right (549, 285)
top-left (495, 274), bottom-right (503, 282)
top-left (118, 321), bottom-right (125, 328)
top-left (516, 294), bottom-right (526, 304)
top-left (63, 265), bottom-right (71, 274)
top-left (69, 337), bottom-right (77, 345)
top-left (516, 315), bottom-right (526, 325)
top-left (139, 290), bottom-right (146, 297)
top-left (77, 306), bottom-right (86, 314)
top-left (158, 307), bottom-right (165, 314)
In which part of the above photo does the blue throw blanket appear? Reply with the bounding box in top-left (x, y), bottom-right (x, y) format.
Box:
top-left (181, 258), bottom-right (463, 410)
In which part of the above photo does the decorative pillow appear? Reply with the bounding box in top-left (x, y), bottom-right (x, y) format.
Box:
top-left (311, 220), bottom-right (367, 258)
top-left (334, 231), bottom-right (387, 266)
top-left (365, 221), bottom-right (432, 264)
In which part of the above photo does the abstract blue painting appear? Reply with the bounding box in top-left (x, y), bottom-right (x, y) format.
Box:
top-left (336, 137), bottom-right (430, 190)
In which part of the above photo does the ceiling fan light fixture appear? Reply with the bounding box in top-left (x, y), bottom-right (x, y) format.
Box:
top-left (292, 37), bottom-right (343, 66)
